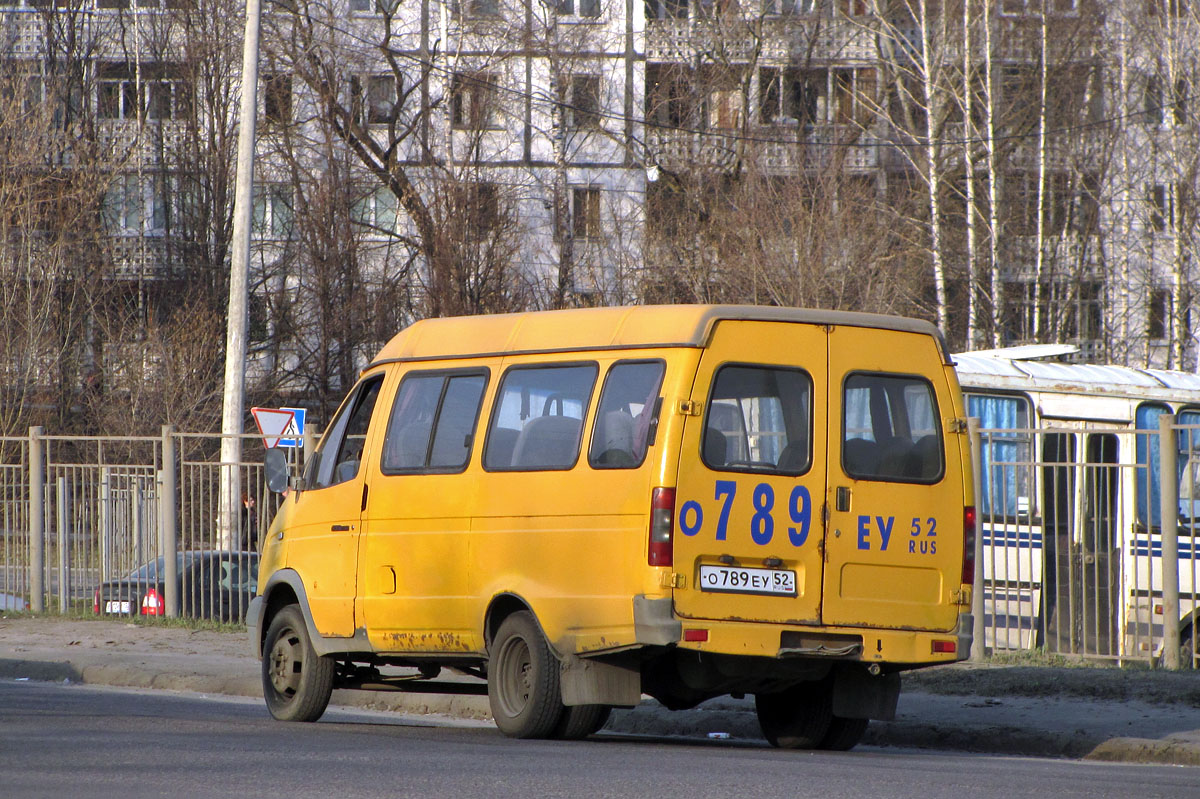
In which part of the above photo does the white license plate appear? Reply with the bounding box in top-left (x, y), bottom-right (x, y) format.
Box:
top-left (698, 565), bottom-right (796, 596)
top-left (105, 600), bottom-right (131, 614)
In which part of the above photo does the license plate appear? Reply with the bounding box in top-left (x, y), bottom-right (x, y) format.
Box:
top-left (105, 600), bottom-right (131, 614)
top-left (698, 565), bottom-right (796, 597)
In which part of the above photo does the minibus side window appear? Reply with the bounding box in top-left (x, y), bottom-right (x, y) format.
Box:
top-left (589, 360), bottom-right (665, 469)
top-left (842, 373), bottom-right (943, 483)
top-left (966, 392), bottom-right (1033, 519)
top-left (483, 364), bottom-right (598, 471)
top-left (381, 371), bottom-right (488, 474)
top-left (702, 365), bottom-right (811, 476)
top-left (309, 377), bottom-right (383, 489)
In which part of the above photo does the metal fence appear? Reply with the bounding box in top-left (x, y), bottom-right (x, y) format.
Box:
top-left (972, 419), bottom-right (1199, 667)
top-left (0, 427), bottom-right (305, 622)
top-left (3, 418), bottom-right (1197, 668)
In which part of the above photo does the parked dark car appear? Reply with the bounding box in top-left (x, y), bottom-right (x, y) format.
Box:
top-left (93, 551), bottom-right (259, 622)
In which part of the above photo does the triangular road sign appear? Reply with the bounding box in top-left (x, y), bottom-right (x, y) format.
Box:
top-left (251, 407), bottom-right (297, 449)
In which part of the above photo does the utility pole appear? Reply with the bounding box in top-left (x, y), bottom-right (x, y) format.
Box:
top-left (219, 0), bottom-right (263, 548)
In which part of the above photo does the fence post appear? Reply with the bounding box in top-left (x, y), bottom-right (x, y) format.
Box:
top-left (161, 425), bottom-right (179, 618)
top-left (968, 417), bottom-right (985, 660)
top-left (1159, 414), bottom-right (1181, 669)
top-left (56, 476), bottom-right (69, 612)
top-left (28, 426), bottom-right (44, 613)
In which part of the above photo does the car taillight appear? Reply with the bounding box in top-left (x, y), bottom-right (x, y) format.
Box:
top-left (141, 588), bottom-right (164, 616)
top-left (93, 589), bottom-right (100, 614)
top-left (649, 487), bottom-right (675, 567)
top-left (962, 506), bottom-right (976, 586)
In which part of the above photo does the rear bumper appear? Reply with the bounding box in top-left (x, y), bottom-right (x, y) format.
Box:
top-left (673, 612), bottom-right (973, 666)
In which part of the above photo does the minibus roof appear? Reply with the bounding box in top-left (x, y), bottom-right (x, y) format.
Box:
top-left (369, 305), bottom-right (946, 367)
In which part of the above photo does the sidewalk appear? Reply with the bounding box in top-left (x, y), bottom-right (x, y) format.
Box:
top-left (2, 615), bottom-right (1200, 765)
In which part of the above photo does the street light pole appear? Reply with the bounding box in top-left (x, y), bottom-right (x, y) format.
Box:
top-left (218, 0), bottom-right (263, 549)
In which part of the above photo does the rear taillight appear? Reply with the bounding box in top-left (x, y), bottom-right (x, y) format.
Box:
top-left (649, 487), bottom-right (676, 567)
top-left (93, 589), bottom-right (100, 614)
top-left (141, 588), bottom-right (164, 616)
top-left (962, 506), bottom-right (976, 586)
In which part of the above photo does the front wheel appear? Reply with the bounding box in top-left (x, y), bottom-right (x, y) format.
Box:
top-left (262, 605), bottom-right (334, 722)
top-left (488, 611), bottom-right (564, 739)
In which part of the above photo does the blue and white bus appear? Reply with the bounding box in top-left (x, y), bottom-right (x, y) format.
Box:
top-left (954, 348), bottom-right (1200, 664)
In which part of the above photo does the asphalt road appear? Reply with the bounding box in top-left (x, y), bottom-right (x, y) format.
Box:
top-left (3, 680), bottom-right (1198, 799)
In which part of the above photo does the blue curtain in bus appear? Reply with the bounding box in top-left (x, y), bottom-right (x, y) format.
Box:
top-left (967, 394), bottom-right (1023, 517)
top-left (1136, 404), bottom-right (1169, 528)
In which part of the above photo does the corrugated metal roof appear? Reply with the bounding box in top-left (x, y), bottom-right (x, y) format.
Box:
top-left (953, 352), bottom-right (1200, 403)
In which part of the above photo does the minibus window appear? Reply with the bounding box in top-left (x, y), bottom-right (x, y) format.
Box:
top-left (484, 364), bottom-right (598, 471)
top-left (589, 361), bottom-right (665, 469)
top-left (311, 377), bottom-right (383, 488)
top-left (382, 371), bottom-right (488, 473)
top-left (842, 374), bottom-right (942, 483)
top-left (702, 365), bottom-right (811, 475)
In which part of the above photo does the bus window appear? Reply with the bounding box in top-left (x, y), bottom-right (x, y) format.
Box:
top-left (966, 393), bottom-right (1032, 520)
top-left (842, 374), bottom-right (942, 482)
top-left (483, 364), bottom-right (598, 471)
top-left (703, 365), bottom-right (811, 475)
top-left (1135, 403), bottom-right (1170, 528)
top-left (1177, 409), bottom-right (1200, 524)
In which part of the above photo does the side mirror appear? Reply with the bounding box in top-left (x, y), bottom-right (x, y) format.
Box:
top-left (264, 448), bottom-right (292, 494)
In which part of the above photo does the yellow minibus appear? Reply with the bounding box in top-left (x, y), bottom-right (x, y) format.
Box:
top-left (252, 304), bottom-right (974, 749)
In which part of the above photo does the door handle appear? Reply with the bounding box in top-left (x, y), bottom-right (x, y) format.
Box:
top-left (836, 486), bottom-right (851, 512)
top-left (331, 524), bottom-right (352, 532)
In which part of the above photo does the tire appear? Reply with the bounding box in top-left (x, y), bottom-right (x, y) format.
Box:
top-left (262, 605), bottom-right (334, 722)
top-left (488, 611), bottom-right (564, 739)
top-left (819, 716), bottom-right (869, 751)
top-left (552, 704), bottom-right (612, 740)
top-left (754, 680), bottom-right (834, 749)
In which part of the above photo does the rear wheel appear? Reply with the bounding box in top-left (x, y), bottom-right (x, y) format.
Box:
top-left (819, 716), bottom-right (869, 751)
top-left (553, 704), bottom-right (612, 740)
top-left (488, 611), bottom-right (564, 739)
top-left (754, 680), bottom-right (833, 749)
top-left (262, 605), bottom-right (334, 722)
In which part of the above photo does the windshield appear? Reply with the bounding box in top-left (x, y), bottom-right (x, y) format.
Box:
top-left (127, 553), bottom-right (195, 581)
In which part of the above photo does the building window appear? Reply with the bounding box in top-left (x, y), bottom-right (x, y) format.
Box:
top-left (451, 181), bottom-right (501, 231)
top-left (567, 75), bottom-right (602, 129)
top-left (349, 0), bottom-right (386, 11)
top-left (1147, 183), bottom-right (1185, 232)
top-left (263, 74), bottom-right (292, 126)
top-left (557, 0), bottom-right (600, 16)
top-left (98, 64), bottom-right (190, 121)
top-left (1144, 75), bottom-right (1188, 127)
top-left (253, 184), bottom-right (295, 240)
top-left (451, 72), bottom-right (498, 129)
top-left (103, 175), bottom-right (170, 235)
top-left (759, 67), bottom-right (819, 125)
top-left (571, 187), bottom-right (601, 239)
top-left (351, 74), bottom-right (399, 126)
top-left (647, 63), bottom-right (695, 129)
top-left (451, 0), bottom-right (500, 18)
top-left (645, 0), bottom-right (688, 18)
top-left (352, 187), bottom-right (398, 237)
top-left (1149, 289), bottom-right (1171, 340)
top-left (1146, 0), bottom-right (1188, 16)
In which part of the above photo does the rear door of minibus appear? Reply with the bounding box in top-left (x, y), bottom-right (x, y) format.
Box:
top-left (821, 325), bottom-right (965, 633)
top-left (672, 320), bottom-right (828, 625)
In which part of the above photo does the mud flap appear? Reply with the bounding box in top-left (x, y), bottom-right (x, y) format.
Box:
top-left (560, 655), bottom-right (641, 707)
top-left (831, 668), bottom-right (900, 721)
